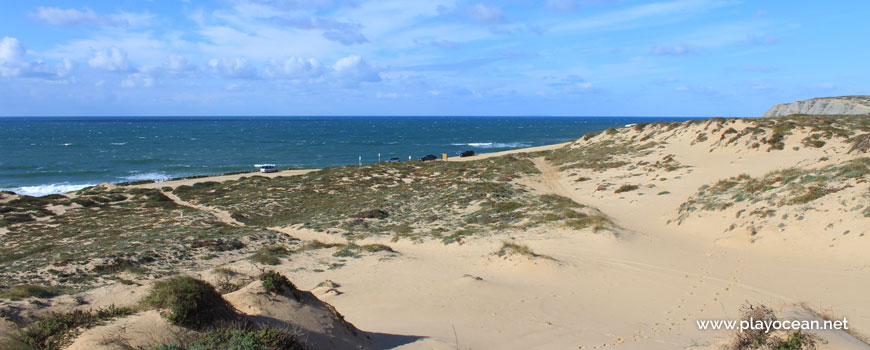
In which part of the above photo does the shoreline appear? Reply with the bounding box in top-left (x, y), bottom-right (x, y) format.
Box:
top-left (133, 142), bottom-right (570, 189)
top-left (4, 141), bottom-right (573, 196)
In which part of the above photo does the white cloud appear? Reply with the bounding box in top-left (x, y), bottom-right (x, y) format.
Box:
top-left (89, 47), bottom-right (135, 72)
top-left (333, 55), bottom-right (380, 82)
top-left (208, 57), bottom-right (259, 79)
top-left (264, 57), bottom-right (325, 79)
top-left (0, 37), bottom-right (26, 77)
top-left (142, 55), bottom-right (200, 78)
top-left (0, 37), bottom-right (72, 79)
top-left (29, 7), bottom-right (153, 27)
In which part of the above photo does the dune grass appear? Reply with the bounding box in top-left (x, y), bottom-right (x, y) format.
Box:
top-left (0, 284), bottom-right (61, 300)
top-left (6, 305), bottom-right (135, 350)
top-left (678, 158), bottom-right (870, 224)
top-left (141, 276), bottom-right (236, 329)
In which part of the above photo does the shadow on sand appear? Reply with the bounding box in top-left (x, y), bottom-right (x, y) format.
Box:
top-left (367, 331), bottom-right (427, 349)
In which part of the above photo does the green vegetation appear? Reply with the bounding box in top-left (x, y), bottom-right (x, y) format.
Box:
top-left (0, 284), bottom-right (61, 300)
top-left (768, 332), bottom-right (814, 350)
top-left (331, 243), bottom-right (396, 258)
top-left (151, 326), bottom-right (305, 350)
top-left (172, 155), bottom-right (540, 238)
top-left (678, 158), bottom-right (870, 223)
top-left (729, 304), bottom-right (815, 350)
top-left (259, 271), bottom-right (301, 301)
top-left (251, 245), bottom-right (290, 265)
top-left (614, 184), bottom-right (639, 193)
top-left (545, 139), bottom-right (656, 171)
top-left (567, 214), bottom-right (612, 232)
top-left (141, 276), bottom-right (236, 328)
top-left (169, 154), bottom-right (603, 245)
top-left (8, 305), bottom-right (135, 350)
top-left (0, 184), bottom-right (298, 290)
top-left (731, 304), bottom-right (777, 349)
top-left (496, 242), bottom-right (536, 257)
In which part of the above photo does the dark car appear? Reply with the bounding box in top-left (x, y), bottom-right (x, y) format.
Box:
top-left (460, 150), bottom-right (475, 157)
top-left (387, 157), bottom-right (401, 162)
top-left (420, 154), bottom-right (438, 161)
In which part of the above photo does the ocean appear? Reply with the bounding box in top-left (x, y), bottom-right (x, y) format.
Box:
top-left (0, 116), bottom-right (695, 196)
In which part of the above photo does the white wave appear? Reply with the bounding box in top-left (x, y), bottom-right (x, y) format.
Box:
top-left (61, 143), bottom-right (72, 146)
top-left (2, 183), bottom-right (95, 197)
top-left (624, 123), bottom-right (637, 127)
top-left (122, 172), bottom-right (170, 183)
top-left (451, 142), bottom-right (531, 149)
top-left (110, 142), bottom-right (127, 146)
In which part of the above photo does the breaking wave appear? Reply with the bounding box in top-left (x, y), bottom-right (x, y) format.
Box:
top-left (2, 183), bottom-right (95, 197)
top-left (450, 142), bottom-right (532, 149)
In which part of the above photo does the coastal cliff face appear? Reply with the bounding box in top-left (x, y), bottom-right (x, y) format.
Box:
top-left (763, 95), bottom-right (870, 117)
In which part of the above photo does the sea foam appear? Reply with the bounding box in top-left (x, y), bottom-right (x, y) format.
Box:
top-left (122, 172), bottom-right (171, 183)
top-left (2, 183), bottom-right (95, 197)
top-left (451, 142), bottom-right (532, 149)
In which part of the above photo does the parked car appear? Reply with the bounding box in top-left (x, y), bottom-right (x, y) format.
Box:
top-left (420, 154), bottom-right (438, 161)
top-left (387, 157), bottom-right (401, 162)
top-left (460, 150), bottom-right (475, 157)
top-left (255, 164), bottom-right (278, 173)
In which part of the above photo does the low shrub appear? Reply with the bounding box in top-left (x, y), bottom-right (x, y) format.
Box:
top-left (496, 242), bottom-right (536, 257)
top-left (141, 276), bottom-right (236, 328)
top-left (614, 184), bottom-right (639, 194)
top-left (567, 214), bottom-right (611, 232)
top-left (251, 246), bottom-right (289, 265)
top-left (731, 304), bottom-right (777, 349)
top-left (151, 326), bottom-right (306, 350)
top-left (0, 284), bottom-right (60, 300)
top-left (259, 271), bottom-right (301, 301)
top-left (12, 305), bottom-right (135, 350)
top-left (353, 209), bottom-right (389, 219)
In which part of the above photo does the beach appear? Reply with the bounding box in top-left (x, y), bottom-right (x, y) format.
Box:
top-left (2, 116), bottom-right (869, 349)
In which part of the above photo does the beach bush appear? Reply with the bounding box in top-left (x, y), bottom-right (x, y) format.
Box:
top-left (301, 240), bottom-right (344, 251)
top-left (151, 326), bottom-right (305, 350)
top-left (567, 215), bottom-right (612, 232)
top-left (259, 271), bottom-right (301, 301)
top-left (0, 284), bottom-right (60, 300)
top-left (731, 304), bottom-right (777, 349)
top-left (141, 276), bottom-right (236, 328)
top-left (354, 209), bottom-right (389, 219)
top-left (251, 245), bottom-right (289, 265)
top-left (496, 242), bottom-right (536, 257)
top-left (729, 304), bottom-right (815, 350)
top-left (11, 305), bottom-right (135, 350)
top-left (614, 184), bottom-right (639, 193)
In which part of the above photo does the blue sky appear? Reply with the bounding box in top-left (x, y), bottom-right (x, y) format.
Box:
top-left (0, 0), bottom-right (867, 117)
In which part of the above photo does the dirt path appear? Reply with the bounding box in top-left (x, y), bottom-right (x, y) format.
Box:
top-left (530, 156), bottom-right (577, 200)
top-left (162, 191), bottom-right (245, 227)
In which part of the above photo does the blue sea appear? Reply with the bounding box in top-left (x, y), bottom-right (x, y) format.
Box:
top-left (0, 116), bottom-right (695, 196)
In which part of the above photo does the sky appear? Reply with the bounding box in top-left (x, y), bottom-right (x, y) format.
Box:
top-left (0, 0), bottom-right (868, 117)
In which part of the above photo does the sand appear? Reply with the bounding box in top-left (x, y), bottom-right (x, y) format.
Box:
top-left (6, 119), bottom-right (870, 349)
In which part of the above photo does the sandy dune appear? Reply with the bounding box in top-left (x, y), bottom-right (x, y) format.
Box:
top-left (3, 117), bottom-right (869, 350)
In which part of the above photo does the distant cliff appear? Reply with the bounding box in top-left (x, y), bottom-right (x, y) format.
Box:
top-left (763, 95), bottom-right (870, 117)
